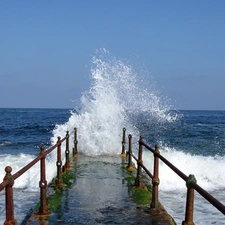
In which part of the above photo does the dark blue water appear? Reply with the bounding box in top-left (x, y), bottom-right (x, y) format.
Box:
top-left (0, 108), bottom-right (72, 155)
top-left (1, 108), bottom-right (225, 157)
top-left (129, 110), bottom-right (225, 157)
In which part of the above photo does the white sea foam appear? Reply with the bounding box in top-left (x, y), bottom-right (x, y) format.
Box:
top-left (51, 49), bottom-right (175, 157)
top-left (142, 145), bottom-right (225, 191)
top-left (142, 145), bottom-right (225, 224)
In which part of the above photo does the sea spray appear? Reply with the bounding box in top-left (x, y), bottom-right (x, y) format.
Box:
top-left (51, 49), bottom-right (175, 157)
top-left (142, 146), bottom-right (225, 192)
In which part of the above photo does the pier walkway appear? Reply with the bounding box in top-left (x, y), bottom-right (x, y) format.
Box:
top-left (25, 155), bottom-right (175, 225)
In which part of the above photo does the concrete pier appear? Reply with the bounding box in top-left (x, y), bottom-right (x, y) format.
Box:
top-left (25, 155), bottom-right (176, 225)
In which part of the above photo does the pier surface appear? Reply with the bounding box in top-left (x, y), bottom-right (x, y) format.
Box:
top-left (25, 155), bottom-right (175, 225)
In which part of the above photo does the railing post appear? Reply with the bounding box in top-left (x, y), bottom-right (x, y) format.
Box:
top-left (55, 136), bottom-right (62, 187)
top-left (121, 128), bottom-right (126, 155)
top-left (127, 134), bottom-right (134, 171)
top-left (4, 166), bottom-right (17, 225)
top-left (73, 127), bottom-right (78, 156)
top-left (65, 131), bottom-right (70, 169)
top-left (38, 146), bottom-right (50, 215)
top-left (135, 136), bottom-right (143, 187)
top-left (151, 144), bottom-right (160, 209)
top-left (182, 174), bottom-right (196, 225)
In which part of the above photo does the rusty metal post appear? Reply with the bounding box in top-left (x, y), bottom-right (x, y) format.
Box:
top-left (135, 136), bottom-right (143, 187)
top-left (121, 128), bottom-right (126, 155)
top-left (182, 174), bottom-right (197, 225)
top-left (4, 166), bottom-right (17, 225)
top-left (55, 137), bottom-right (62, 187)
top-left (151, 144), bottom-right (160, 209)
top-left (65, 131), bottom-right (70, 169)
top-left (127, 134), bottom-right (132, 168)
top-left (38, 146), bottom-right (49, 215)
top-left (73, 127), bottom-right (78, 156)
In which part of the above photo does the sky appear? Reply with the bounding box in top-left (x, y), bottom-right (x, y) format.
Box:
top-left (0, 1), bottom-right (225, 110)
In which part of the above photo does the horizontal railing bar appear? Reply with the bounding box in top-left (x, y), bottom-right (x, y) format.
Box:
top-left (13, 137), bottom-right (67, 180)
top-left (139, 139), bottom-right (155, 153)
top-left (191, 181), bottom-right (225, 215)
top-left (155, 152), bottom-right (188, 181)
top-left (131, 153), bottom-right (138, 162)
top-left (131, 153), bottom-right (153, 179)
top-left (140, 161), bottom-right (153, 179)
top-left (45, 143), bottom-right (58, 155)
top-left (0, 180), bottom-right (10, 192)
top-left (140, 139), bottom-right (188, 181)
top-left (45, 137), bottom-right (66, 155)
top-left (13, 155), bottom-right (43, 180)
top-left (139, 139), bottom-right (225, 216)
top-left (0, 135), bottom-right (67, 190)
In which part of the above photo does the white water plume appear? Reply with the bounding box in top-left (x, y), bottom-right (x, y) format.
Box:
top-left (51, 49), bottom-right (176, 157)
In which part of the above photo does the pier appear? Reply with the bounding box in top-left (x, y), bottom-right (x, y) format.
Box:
top-left (25, 155), bottom-right (174, 225)
top-left (1, 128), bottom-right (225, 224)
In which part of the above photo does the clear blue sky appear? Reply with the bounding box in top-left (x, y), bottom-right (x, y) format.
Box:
top-left (1, 1), bottom-right (224, 110)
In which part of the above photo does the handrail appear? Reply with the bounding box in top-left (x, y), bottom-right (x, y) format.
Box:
top-left (140, 139), bottom-right (225, 215)
top-left (139, 139), bottom-right (188, 181)
top-left (0, 128), bottom-right (78, 224)
top-left (123, 128), bottom-right (225, 224)
top-left (131, 153), bottom-right (153, 179)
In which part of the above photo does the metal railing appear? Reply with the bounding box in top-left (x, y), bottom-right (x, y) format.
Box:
top-left (0, 128), bottom-right (78, 224)
top-left (2, 125), bottom-right (224, 224)
top-left (124, 129), bottom-right (225, 225)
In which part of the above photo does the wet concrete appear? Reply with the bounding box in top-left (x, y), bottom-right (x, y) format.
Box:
top-left (26, 155), bottom-right (176, 225)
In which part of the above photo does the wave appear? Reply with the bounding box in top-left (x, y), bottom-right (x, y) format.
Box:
top-left (51, 49), bottom-right (177, 156)
top-left (0, 141), bottom-right (12, 146)
top-left (142, 144), bottom-right (225, 192)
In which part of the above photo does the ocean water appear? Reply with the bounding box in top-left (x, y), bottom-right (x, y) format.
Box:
top-left (0, 50), bottom-right (224, 224)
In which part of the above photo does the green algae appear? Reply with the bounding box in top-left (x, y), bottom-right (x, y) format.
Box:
top-left (132, 188), bottom-right (151, 205)
top-left (122, 165), bottom-right (152, 206)
top-left (60, 170), bottom-right (74, 188)
top-left (48, 170), bottom-right (75, 211)
top-left (34, 169), bottom-right (75, 212)
top-left (47, 191), bottom-right (63, 211)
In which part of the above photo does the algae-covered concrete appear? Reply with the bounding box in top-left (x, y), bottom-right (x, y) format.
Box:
top-left (25, 155), bottom-right (176, 225)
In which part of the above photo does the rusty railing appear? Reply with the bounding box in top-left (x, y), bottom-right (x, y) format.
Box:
top-left (122, 128), bottom-right (225, 225)
top-left (0, 128), bottom-right (78, 225)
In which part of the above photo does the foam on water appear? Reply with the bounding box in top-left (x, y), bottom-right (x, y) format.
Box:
top-left (0, 141), bottom-right (12, 146)
top-left (143, 145), bottom-right (225, 191)
top-left (142, 145), bottom-right (225, 224)
top-left (51, 49), bottom-right (175, 157)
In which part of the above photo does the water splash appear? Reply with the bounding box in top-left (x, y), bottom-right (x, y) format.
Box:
top-left (51, 49), bottom-right (177, 156)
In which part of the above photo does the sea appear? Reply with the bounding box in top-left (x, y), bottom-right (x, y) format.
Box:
top-left (0, 50), bottom-right (224, 224)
